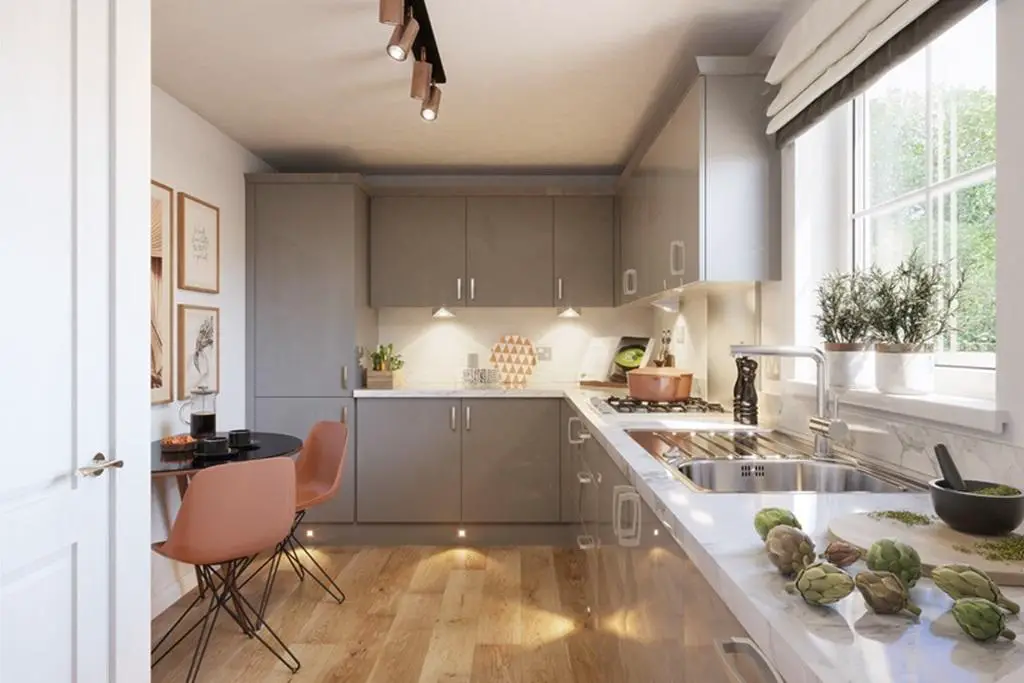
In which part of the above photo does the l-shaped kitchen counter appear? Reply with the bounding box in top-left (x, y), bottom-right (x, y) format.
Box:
top-left (354, 385), bottom-right (1024, 683)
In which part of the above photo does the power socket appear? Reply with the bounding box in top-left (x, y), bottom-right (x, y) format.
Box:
top-left (536, 346), bottom-right (553, 362)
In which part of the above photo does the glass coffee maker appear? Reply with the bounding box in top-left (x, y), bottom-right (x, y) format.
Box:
top-left (178, 385), bottom-right (217, 438)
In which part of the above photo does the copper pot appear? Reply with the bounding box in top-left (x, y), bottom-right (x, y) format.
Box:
top-left (626, 368), bottom-right (694, 401)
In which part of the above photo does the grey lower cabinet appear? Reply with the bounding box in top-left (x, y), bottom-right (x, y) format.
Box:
top-left (554, 197), bottom-right (614, 307)
top-left (466, 197), bottom-right (554, 306)
top-left (461, 399), bottom-right (560, 523)
top-left (253, 397), bottom-right (355, 523)
top-left (370, 196), bottom-right (467, 308)
top-left (588, 439), bottom-right (782, 682)
top-left (356, 398), bottom-right (462, 523)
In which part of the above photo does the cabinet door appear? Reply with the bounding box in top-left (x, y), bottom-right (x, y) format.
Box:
top-left (253, 183), bottom-right (353, 397)
top-left (618, 176), bottom-right (642, 304)
top-left (370, 197), bottom-right (466, 307)
top-left (466, 197), bottom-right (554, 306)
top-left (675, 77), bottom-right (705, 285)
top-left (356, 399), bottom-right (461, 523)
top-left (461, 399), bottom-right (560, 523)
top-left (254, 397), bottom-right (355, 523)
top-left (553, 197), bottom-right (614, 307)
top-left (560, 402), bottom-right (582, 523)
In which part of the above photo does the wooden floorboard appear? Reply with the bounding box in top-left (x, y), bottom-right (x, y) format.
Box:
top-left (151, 546), bottom-right (633, 683)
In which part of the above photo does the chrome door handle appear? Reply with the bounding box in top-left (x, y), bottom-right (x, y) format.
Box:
top-left (623, 269), bottom-right (637, 296)
top-left (567, 416), bottom-right (590, 445)
top-left (342, 405), bottom-right (349, 424)
top-left (78, 453), bottom-right (124, 478)
top-left (469, 277), bottom-right (475, 300)
top-left (577, 471), bottom-right (593, 484)
top-left (342, 364), bottom-right (349, 390)
top-left (576, 534), bottom-right (596, 550)
top-left (557, 277), bottom-right (564, 301)
top-left (670, 240), bottom-right (685, 276)
top-left (715, 638), bottom-right (784, 683)
top-left (464, 405), bottom-right (471, 431)
top-left (450, 405), bottom-right (457, 431)
top-left (456, 277), bottom-right (463, 301)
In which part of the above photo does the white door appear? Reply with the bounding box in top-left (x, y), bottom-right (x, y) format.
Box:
top-left (0, 1), bottom-right (151, 682)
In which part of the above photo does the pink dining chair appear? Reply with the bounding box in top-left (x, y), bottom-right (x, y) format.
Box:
top-left (151, 458), bottom-right (300, 683)
top-left (250, 421), bottom-right (349, 619)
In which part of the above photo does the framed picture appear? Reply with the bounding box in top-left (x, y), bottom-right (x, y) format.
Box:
top-left (177, 304), bottom-right (220, 399)
top-left (177, 192), bottom-right (220, 293)
top-left (150, 180), bottom-right (174, 404)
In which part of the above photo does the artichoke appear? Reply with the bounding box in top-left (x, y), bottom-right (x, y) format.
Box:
top-left (820, 540), bottom-right (861, 568)
top-left (865, 539), bottom-right (921, 588)
top-left (765, 525), bottom-right (816, 576)
top-left (854, 570), bottom-right (921, 618)
top-left (932, 564), bottom-right (1020, 614)
top-left (952, 598), bottom-right (1017, 643)
top-left (754, 507), bottom-right (801, 541)
top-left (786, 561), bottom-right (855, 606)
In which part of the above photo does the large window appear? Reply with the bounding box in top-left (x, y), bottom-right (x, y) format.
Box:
top-left (852, 2), bottom-right (996, 368)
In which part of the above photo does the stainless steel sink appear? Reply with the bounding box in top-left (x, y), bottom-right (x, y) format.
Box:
top-left (627, 429), bottom-right (924, 493)
top-left (677, 459), bottom-right (910, 493)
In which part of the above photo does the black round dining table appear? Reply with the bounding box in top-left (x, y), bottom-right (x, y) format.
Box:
top-left (151, 431), bottom-right (303, 479)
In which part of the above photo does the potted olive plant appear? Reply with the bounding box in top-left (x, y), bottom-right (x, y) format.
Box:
top-left (866, 252), bottom-right (966, 395)
top-left (815, 270), bottom-right (874, 391)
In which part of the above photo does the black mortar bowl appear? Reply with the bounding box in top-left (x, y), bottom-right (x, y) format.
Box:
top-left (930, 478), bottom-right (1024, 536)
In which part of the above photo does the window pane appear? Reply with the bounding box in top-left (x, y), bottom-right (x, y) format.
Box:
top-left (859, 200), bottom-right (928, 270)
top-left (930, 2), bottom-right (996, 180)
top-left (940, 179), bottom-right (996, 353)
top-left (864, 50), bottom-right (927, 207)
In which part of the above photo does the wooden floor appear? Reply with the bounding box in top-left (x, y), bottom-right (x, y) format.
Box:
top-left (151, 546), bottom-right (626, 683)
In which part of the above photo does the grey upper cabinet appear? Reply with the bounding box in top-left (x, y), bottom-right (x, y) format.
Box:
top-left (461, 399), bottom-right (560, 523)
top-left (356, 398), bottom-right (462, 523)
top-left (370, 197), bottom-right (467, 308)
top-left (553, 197), bottom-right (614, 307)
top-left (249, 177), bottom-right (376, 398)
top-left (253, 397), bottom-right (355, 523)
top-left (466, 197), bottom-right (554, 306)
top-left (615, 57), bottom-right (779, 298)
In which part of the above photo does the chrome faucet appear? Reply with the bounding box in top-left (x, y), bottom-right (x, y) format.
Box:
top-left (729, 345), bottom-right (847, 458)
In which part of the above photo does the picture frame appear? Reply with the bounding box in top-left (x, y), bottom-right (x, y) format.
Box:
top-left (150, 180), bottom-right (174, 404)
top-left (177, 192), bottom-right (220, 293)
top-left (177, 304), bottom-right (220, 399)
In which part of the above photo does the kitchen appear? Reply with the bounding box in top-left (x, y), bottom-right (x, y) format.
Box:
top-left (138, 1), bottom-right (1024, 682)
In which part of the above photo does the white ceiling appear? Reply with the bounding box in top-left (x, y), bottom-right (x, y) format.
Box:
top-left (152, 0), bottom-right (792, 171)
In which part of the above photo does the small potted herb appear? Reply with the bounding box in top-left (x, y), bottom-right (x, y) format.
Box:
top-left (866, 252), bottom-right (966, 395)
top-left (366, 343), bottom-right (406, 389)
top-left (815, 270), bottom-right (873, 391)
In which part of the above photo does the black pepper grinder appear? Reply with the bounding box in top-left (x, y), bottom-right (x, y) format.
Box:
top-left (732, 357), bottom-right (744, 422)
top-left (734, 357), bottom-right (759, 425)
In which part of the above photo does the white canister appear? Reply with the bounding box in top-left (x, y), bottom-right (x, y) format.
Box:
top-left (825, 343), bottom-right (875, 392)
top-left (874, 344), bottom-right (934, 395)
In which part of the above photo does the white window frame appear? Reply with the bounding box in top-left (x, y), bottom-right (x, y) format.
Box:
top-left (850, 26), bottom-right (996, 373)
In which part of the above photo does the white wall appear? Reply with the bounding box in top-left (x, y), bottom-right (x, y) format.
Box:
top-left (150, 86), bottom-right (271, 616)
top-left (378, 308), bottom-right (655, 386)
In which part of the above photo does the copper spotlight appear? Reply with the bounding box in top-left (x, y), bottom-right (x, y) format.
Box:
top-left (420, 84), bottom-right (442, 121)
top-left (410, 50), bottom-right (433, 100)
top-left (386, 10), bottom-right (420, 62)
top-left (379, 0), bottom-right (404, 25)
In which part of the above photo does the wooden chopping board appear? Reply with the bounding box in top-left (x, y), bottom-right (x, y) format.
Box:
top-left (829, 511), bottom-right (1024, 586)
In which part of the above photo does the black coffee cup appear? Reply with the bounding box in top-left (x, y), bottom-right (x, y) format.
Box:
top-left (197, 436), bottom-right (229, 456)
top-left (228, 429), bottom-right (252, 448)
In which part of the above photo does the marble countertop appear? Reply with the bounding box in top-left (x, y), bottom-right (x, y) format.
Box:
top-left (353, 382), bottom-right (572, 398)
top-left (560, 387), bottom-right (1024, 683)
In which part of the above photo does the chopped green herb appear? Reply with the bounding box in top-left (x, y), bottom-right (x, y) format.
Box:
top-left (868, 510), bottom-right (934, 527)
top-left (974, 485), bottom-right (1022, 497)
top-left (956, 535), bottom-right (1024, 563)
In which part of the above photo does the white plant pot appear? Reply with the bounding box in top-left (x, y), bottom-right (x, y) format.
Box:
top-left (874, 345), bottom-right (934, 395)
top-left (825, 343), bottom-right (874, 392)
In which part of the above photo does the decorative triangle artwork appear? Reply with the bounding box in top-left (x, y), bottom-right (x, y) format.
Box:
top-left (489, 334), bottom-right (537, 388)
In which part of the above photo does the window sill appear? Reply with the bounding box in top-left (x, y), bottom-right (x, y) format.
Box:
top-left (777, 380), bottom-right (1009, 435)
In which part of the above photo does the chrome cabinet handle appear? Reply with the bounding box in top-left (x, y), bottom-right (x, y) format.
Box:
top-left (715, 638), bottom-right (784, 683)
top-left (469, 277), bottom-right (475, 300)
top-left (342, 405), bottom-right (349, 424)
top-left (567, 416), bottom-right (591, 445)
top-left (557, 277), bottom-right (564, 301)
top-left (342, 364), bottom-right (349, 390)
top-left (456, 277), bottom-right (462, 301)
top-left (613, 485), bottom-right (641, 547)
top-left (450, 405), bottom-right (457, 431)
top-left (464, 405), bottom-right (471, 431)
top-left (576, 534), bottom-right (596, 550)
top-left (78, 453), bottom-right (124, 478)
top-left (577, 471), bottom-right (594, 484)
top-left (670, 240), bottom-right (686, 276)
top-left (623, 268), bottom-right (638, 296)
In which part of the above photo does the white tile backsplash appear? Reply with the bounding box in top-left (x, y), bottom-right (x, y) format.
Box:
top-left (377, 307), bottom-right (655, 385)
